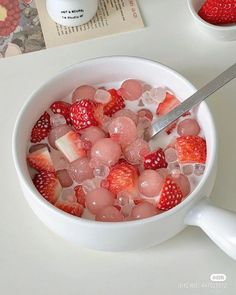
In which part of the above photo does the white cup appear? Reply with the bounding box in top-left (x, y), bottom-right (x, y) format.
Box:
top-left (46, 0), bottom-right (99, 27)
top-left (12, 57), bottom-right (236, 259)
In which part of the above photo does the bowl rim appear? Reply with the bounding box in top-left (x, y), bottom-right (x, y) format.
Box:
top-left (12, 55), bottom-right (217, 228)
top-left (187, 0), bottom-right (236, 31)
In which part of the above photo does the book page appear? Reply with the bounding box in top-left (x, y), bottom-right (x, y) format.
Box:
top-left (36, 0), bottom-right (144, 48)
top-left (0, 0), bottom-right (144, 58)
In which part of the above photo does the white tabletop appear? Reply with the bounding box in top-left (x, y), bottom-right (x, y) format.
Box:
top-left (1, 1), bottom-right (236, 294)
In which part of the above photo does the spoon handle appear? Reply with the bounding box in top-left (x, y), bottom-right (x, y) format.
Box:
top-left (145, 63), bottom-right (236, 140)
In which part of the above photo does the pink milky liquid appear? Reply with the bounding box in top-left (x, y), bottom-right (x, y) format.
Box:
top-left (27, 80), bottom-right (206, 221)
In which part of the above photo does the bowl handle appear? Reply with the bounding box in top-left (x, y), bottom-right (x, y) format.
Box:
top-left (185, 198), bottom-right (236, 260)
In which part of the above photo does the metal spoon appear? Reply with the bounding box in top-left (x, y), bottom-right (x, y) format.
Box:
top-left (145, 63), bottom-right (236, 141)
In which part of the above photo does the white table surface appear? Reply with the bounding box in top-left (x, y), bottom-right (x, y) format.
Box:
top-left (1, 1), bottom-right (236, 294)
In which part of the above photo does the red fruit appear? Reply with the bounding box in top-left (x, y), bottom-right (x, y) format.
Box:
top-left (55, 200), bottom-right (84, 217)
top-left (70, 99), bottom-right (99, 131)
top-left (74, 185), bottom-right (86, 207)
top-left (103, 89), bottom-right (125, 116)
top-left (157, 177), bottom-right (183, 211)
top-left (175, 136), bottom-right (207, 164)
top-left (166, 121), bottom-right (178, 135)
top-left (144, 148), bottom-right (168, 170)
top-left (104, 162), bottom-right (138, 195)
top-left (33, 171), bottom-right (62, 204)
top-left (50, 101), bottom-right (72, 125)
top-left (198, 0), bottom-right (236, 25)
top-left (133, 199), bottom-right (144, 205)
top-left (156, 93), bottom-right (180, 116)
top-left (31, 112), bottom-right (51, 143)
top-left (0, 0), bottom-right (20, 37)
top-left (27, 147), bottom-right (55, 172)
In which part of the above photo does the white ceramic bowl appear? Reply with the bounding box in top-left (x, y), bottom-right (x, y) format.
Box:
top-left (187, 0), bottom-right (236, 41)
top-left (12, 56), bottom-right (236, 258)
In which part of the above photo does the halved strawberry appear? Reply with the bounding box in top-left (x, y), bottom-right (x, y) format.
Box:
top-left (103, 162), bottom-right (138, 195)
top-left (33, 171), bottom-right (62, 204)
top-left (50, 101), bottom-right (72, 125)
top-left (157, 177), bottom-right (183, 211)
top-left (70, 99), bottom-right (99, 131)
top-left (144, 148), bottom-right (168, 170)
top-left (27, 147), bottom-right (55, 172)
top-left (31, 112), bottom-right (51, 143)
top-left (156, 93), bottom-right (180, 116)
top-left (55, 200), bottom-right (84, 217)
top-left (103, 89), bottom-right (125, 117)
top-left (198, 0), bottom-right (236, 25)
top-left (175, 136), bottom-right (207, 164)
top-left (55, 130), bottom-right (86, 163)
top-left (74, 185), bottom-right (86, 207)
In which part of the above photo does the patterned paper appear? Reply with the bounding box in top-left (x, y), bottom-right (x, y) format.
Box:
top-left (0, 0), bottom-right (144, 58)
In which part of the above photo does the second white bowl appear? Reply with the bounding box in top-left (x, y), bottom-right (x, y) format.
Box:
top-left (187, 0), bottom-right (236, 41)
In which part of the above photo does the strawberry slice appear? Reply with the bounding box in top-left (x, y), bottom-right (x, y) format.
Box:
top-left (175, 136), bottom-right (207, 164)
top-left (27, 147), bottom-right (55, 172)
top-left (156, 93), bottom-right (180, 116)
top-left (33, 171), bottom-right (62, 204)
top-left (156, 93), bottom-right (180, 134)
top-left (50, 101), bottom-right (72, 125)
top-left (103, 89), bottom-right (125, 117)
top-left (70, 99), bottom-right (100, 131)
top-left (165, 122), bottom-right (178, 135)
top-left (74, 185), bottom-right (86, 207)
top-left (55, 200), bottom-right (84, 217)
top-left (198, 0), bottom-right (236, 25)
top-left (144, 148), bottom-right (168, 170)
top-left (31, 112), bottom-right (51, 143)
top-left (55, 130), bottom-right (86, 163)
top-left (103, 162), bottom-right (138, 195)
top-left (157, 177), bottom-right (183, 211)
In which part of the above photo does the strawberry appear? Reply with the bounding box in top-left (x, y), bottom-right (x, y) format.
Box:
top-left (144, 148), bottom-right (168, 170)
top-left (55, 200), bottom-right (84, 217)
top-left (33, 171), bottom-right (62, 204)
top-left (31, 112), bottom-right (51, 143)
top-left (50, 101), bottom-right (72, 125)
top-left (198, 0), bottom-right (236, 25)
top-left (175, 136), bottom-right (207, 164)
top-left (157, 177), bottom-right (183, 211)
top-left (156, 93), bottom-right (180, 116)
top-left (27, 147), bottom-right (55, 172)
top-left (166, 122), bottom-right (178, 135)
top-left (133, 199), bottom-right (145, 205)
top-left (70, 99), bottom-right (100, 131)
top-left (104, 162), bottom-right (138, 195)
top-left (74, 185), bottom-right (86, 207)
top-left (103, 89), bottom-right (125, 116)
top-left (0, 0), bottom-right (20, 37)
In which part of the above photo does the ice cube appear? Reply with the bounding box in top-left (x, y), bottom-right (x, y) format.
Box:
top-left (194, 164), bottom-right (205, 176)
top-left (50, 114), bottom-right (66, 128)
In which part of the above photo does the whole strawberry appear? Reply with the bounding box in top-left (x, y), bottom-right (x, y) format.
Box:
top-left (198, 0), bottom-right (236, 25)
top-left (70, 99), bottom-right (100, 131)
